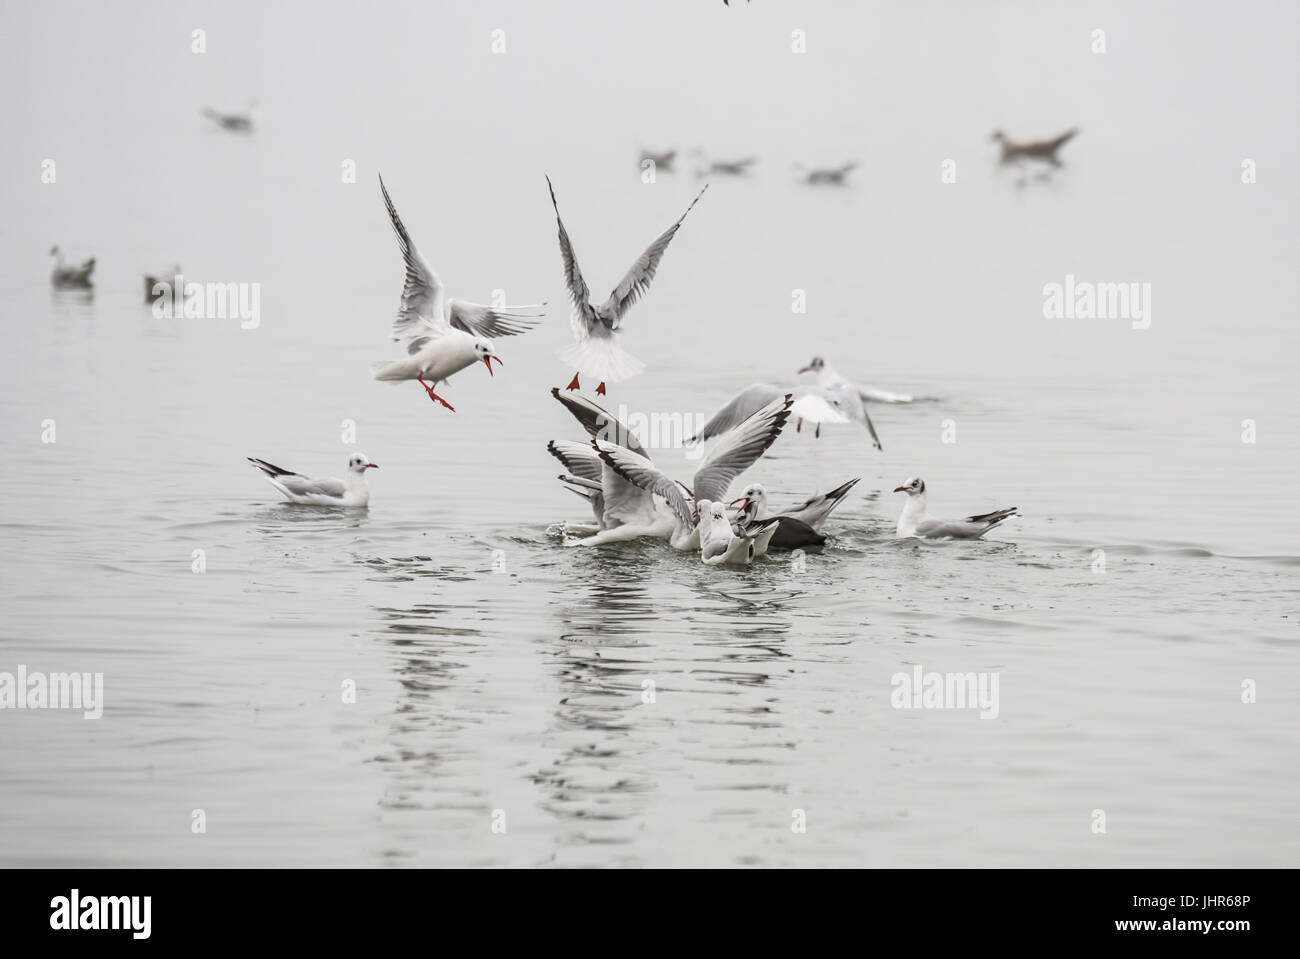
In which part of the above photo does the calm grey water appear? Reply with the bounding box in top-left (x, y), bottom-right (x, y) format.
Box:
top-left (1, 1), bottom-right (1297, 867)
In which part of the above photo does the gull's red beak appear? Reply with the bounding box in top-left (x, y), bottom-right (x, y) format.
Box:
top-left (893, 485), bottom-right (907, 492)
top-left (367, 463), bottom-right (379, 469)
top-left (730, 497), bottom-right (748, 510)
top-left (483, 355), bottom-right (502, 376)
top-left (797, 365), bottom-right (811, 374)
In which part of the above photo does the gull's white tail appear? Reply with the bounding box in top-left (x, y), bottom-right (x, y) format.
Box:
top-left (371, 360), bottom-right (409, 382)
top-left (557, 338), bottom-right (645, 385)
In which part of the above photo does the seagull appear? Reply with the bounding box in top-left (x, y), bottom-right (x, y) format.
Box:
top-left (547, 390), bottom-right (662, 533)
top-left (247, 454), bottom-right (376, 507)
top-left (373, 174), bottom-right (543, 410)
top-left (202, 102), bottom-right (257, 132)
top-left (547, 176), bottom-right (706, 395)
top-left (639, 148), bottom-right (676, 171)
top-left (582, 393), bottom-right (793, 549)
top-left (143, 264), bottom-right (182, 303)
top-left (799, 355), bottom-right (914, 404)
top-left (729, 477), bottom-right (859, 550)
top-left (795, 162), bottom-right (857, 185)
top-left (730, 497), bottom-right (822, 552)
top-left (689, 150), bottom-right (756, 176)
top-left (689, 382), bottom-right (881, 449)
top-left (893, 476), bottom-right (1017, 539)
top-left (699, 500), bottom-right (777, 565)
top-left (49, 246), bottom-right (95, 288)
top-left (991, 128), bottom-right (1078, 168)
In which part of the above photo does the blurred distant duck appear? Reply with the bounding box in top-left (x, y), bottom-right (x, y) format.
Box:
top-left (143, 265), bottom-right (182, 303)
top-left (990, 128), bottom-right (1078, 167)
top-left (639, 148), bottom-right (676, 171)
top-left (49, 246), bottom-right (95, 289)
top-left (690, 150), bottom-right (757, 176)
top-left (796, 162), bottom-right (857, 185)
top-left (203, 101), bottom-right (257, 132)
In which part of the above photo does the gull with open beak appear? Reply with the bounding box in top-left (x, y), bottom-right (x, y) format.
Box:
top-left (729, 478), bottom-right (859, 551)
top-left (371, 174), bottom-right (542, 411)
top-left (699, 500), bottom-right (778, 566)
top-left (581, 393), bottom-right (794, 549)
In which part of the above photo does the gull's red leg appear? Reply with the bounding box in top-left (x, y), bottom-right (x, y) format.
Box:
top-left (815, 424), bottom-right (821, 438)
top-left (417, 375), bottom-right (456, 412)
top-left (796, 418), bottom-right (802, 433)
top-left (595, 381), bottom-right (607, 396)
top-left (565, 372), bottom-right (581, 391)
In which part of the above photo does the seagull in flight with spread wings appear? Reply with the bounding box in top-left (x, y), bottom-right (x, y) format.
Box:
top-left (371, 174), bottom-right (545, 411)
top-left (547, 176), bottom-right (706, 396)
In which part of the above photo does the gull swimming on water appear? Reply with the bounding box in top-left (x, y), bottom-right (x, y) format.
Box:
top-left (991, 128), bottom-right (1078, 168)
top-left (795, 162), bottom-right (857, 185)
top-left (893, 476), bottom-right (1017, 539)
top-left (728, 478), bottom-right (859, 550)
top-left (639, 148), bottom-right (677, 171)
top-left (547, 176), bottom-right (706, 396)
top-left (699, 500), bottom-right (777, 565)
top-left (143, 265), bottom-right (182, 303)
top-left (729, 498), bottom-right (821, 554)
top-left (373, 174), bottom-right (543, 410)
top-left (579, 393), bottom-right (793, 549)
top-left (689, 382), bottom-right (882, 449)
top-left (799, 355), bottom-right (914, 404)
top-left (247, 454), bottom-right (377, 507)
top-left (689, 150), bottom-right (757, 177)
top-left (202, 101), bottom-right (257, 132)
top-left (49, 246), bottom-right (95, 288)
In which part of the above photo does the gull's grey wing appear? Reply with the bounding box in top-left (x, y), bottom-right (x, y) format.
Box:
top-left (917, 507), bottom-right (1017, 540)
top-left (404, 334), bottom-right (436, 356)
top-left (915, 518), bottom-right (978, 539)
top-left (857, 385), bottom-right (914, 404)
top-left (546, 176), bottom-right (599, 336)
top-left (379, 174), bottom-right (448, 343)
top-left (701, 537), bottom-right (731, 561)
top-left (861, 406), bottom-right (881, 450)
top-left (788, 388), bottom-right (852, 425)
top-left (826, 386), bottom-right (882, 450)
top-left (686, 382), bottom-right (785, 444)
top-left (446, 298), bottom-right (545, 338)
top-left (550, 388), bottom-right (649, 458)
top-left (278, 475), bottom-right (346, 498)
top-left (600, 184), bottom-right (707, 329)
top-left (692, 394), bottom-right (793, 505)
top-left (556, 472), bottom-right (605, 527)
top-left (600, 459), bottom-right (660, 528)
top-left (783, 477), bottom-right (860, 529)
top-left (248, 458), bottom-right (345, 499)
top-left (964, 507), bottom-right (1018, 527)
top-left (595, 440), bottom-right (694, 530)
top-left (547, 440), bottom-right (603, 484)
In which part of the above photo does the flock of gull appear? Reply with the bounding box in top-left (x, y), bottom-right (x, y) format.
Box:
top-left (249, 170), bottom-right (1020, 565)
top-left (45, 107), bottom-right (1075, 565)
